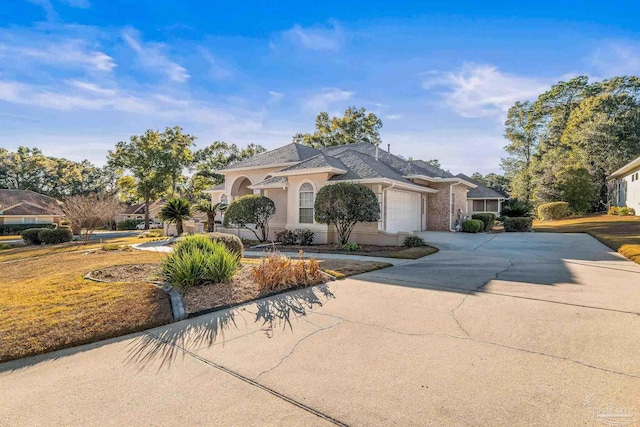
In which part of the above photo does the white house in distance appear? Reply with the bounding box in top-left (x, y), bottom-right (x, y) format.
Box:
top-left (204, 142), bottom-right (487, 244)
top-left (609, 155), bottom-right (640, 211)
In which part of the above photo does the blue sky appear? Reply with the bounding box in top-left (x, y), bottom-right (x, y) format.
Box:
top-left (1, 1), bottom-right (640, 174)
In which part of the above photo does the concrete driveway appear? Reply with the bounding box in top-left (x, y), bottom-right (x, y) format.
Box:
top-left (2, 232), bottom-right (640, 426)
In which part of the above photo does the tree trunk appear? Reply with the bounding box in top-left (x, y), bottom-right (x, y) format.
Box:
top-left (206, 212), bottom-right (215, 232)
top-left (176, 219), bottom-right (183, 235)
top-left (144, 195), bottom-right (150, 230)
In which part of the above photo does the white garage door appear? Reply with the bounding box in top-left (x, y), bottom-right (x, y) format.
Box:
top-left (386, 190), bottom-right (421, 233)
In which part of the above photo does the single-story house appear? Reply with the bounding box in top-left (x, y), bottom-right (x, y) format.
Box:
top-left (0, 189), bottom-right (63, 227)
top-left (609, 155), bottom-right (640, 210)
top-left (204, 142), bottom-right (481, 244)
top-left (456, 174), bottom-right (508, 216)
top-left (114, 200), bottom-right (165, 224)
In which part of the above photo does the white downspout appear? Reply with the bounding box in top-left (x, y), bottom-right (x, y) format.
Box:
top-left (449, 182), bottom-right (461, 232)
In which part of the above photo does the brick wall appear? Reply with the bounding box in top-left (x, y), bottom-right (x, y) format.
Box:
top-left (426, 183), bottom-right (469, 231)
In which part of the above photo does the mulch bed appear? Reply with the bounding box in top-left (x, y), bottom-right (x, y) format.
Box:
top-left (90, 263), bottom-right (163, 283)
top-left (249, 244), bottom-right (438, 259)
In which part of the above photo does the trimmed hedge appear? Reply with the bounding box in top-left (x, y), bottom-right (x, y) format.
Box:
top-left (403, 235), bottom-right (426, 247)
top-left (461, 219), bottom-right (484, 233)
top-left (206, 232), bottom-right (244, 256)
top-left (275, 229), bottom-right (315, 246)
top-left (39, 228), bottom-right (73, 244)
top-left (116, 219), bottom-right (142, 230)
top-left (608, 206), bottom-right (636, 216)
top-left (504, 217), bottom-right (533, 232)
top-left (21, 228), bottom-right (46, 245)
top-left (0, 223), bottom-right (55, 236)
top-left (538, 202), bottom-right (569, 221)
top-left (471, 213), bottom-right (496, 232)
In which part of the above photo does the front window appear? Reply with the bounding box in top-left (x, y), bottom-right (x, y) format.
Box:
top-left (299, 183), bottom-right (314, 224)
top-left (473, 200), bottom-right (485, 212)
top-left (486, 200), bottom-right (499, 212)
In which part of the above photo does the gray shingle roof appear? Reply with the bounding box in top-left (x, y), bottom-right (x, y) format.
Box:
top-left (220, 143), bottom-right (321, 171)
top-left (275, 153), bottom-right (347, 173)
top-left (250, 176), bottom-right (288, 188)
top-left (206, 183), bottom-right (225, 191)
top-left (456, 174), bottom-right (508, 199)
top-left (328, 149), bottom-right (415, 184)
top-left (410, 160), bottom-right (455, 178)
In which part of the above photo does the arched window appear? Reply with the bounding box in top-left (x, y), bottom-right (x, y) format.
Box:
top-left (220, 194), bottom-right (228, 205)
top-left (299, 183), bottom-right (314, 224)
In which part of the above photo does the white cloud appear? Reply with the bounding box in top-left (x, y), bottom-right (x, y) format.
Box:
top-left (590, 42), bottom-right (640, 77)
top-left (199, 48), bottom-right (233, 80)
top-left (280, 22), bottom-right (345, 52)
top-left (268, 91), bottom-right (284, 107)
top-left (122, 28), bottom-right (189, 83)
top-left (303, 87), bottom-right (353, 112)
top-left (26, 0), bottom-right (58, 21)
top-left (423, 63), bottom-right (550, 120)
top-left (386, 114), bottom-right (402, 120)
top-left (5, 38), bottom-right (115, 71)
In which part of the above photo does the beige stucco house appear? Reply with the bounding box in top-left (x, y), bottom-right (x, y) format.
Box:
top-left (205, 143), bottom-right (483, 244)
top-left (609, 155), bottom-right (640, 211)
top-left (0, 189), bottom-right (63, 227)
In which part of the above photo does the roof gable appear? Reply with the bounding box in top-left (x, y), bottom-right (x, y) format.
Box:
top-left (0, 189), bottom-right (62, 216)
top-left (456, 174), bottom-right (508, 199)
top-left (220, 143), bottom-right (321, 171)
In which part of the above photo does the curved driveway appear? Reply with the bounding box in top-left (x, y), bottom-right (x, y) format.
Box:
top-left (2, 232), bottom-right (640, 426)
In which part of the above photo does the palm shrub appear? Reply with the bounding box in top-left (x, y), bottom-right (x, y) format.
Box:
top-left (196, 201), bottom-right (225, 232)
top-left (314, 182), bottom-right (380, 245)
top-left (160, 198), bottom-right (191, 235)
top-left (162, 235), bottom-right (239, 292)
top-left (501, 198), bottom-right (532, 217)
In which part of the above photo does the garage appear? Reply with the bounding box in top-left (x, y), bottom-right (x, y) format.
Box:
top-left (385, 189), bottom-right (421, 233)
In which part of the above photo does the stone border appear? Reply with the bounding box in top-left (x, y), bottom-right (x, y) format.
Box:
top-left (84, 271), bottom-right (186, 321)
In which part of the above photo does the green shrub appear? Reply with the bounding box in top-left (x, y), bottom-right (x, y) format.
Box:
top-left (21, 228), bottom-right (45, 245)
top-left (102, 244), bottom-right (122, 251)
top-left (0, 223), bottom-right (55, 235)
top-left (116, 219), bottom-right (141, 230)
top-left (315, 182), bottom-right (380, 245)
top-left (538, 202), bottom-right (569, 221)
top-left (0, 243), bottom-right (12, 250)
top-left (38, 228), bottom-right (73, 244)
top-left (403, 235), bottom-right (425, 247)
top-left (275, 230), bottom-right (297, 245)
top-left (608, 206), bottom-right (636, 216)
top-left (342, 242), bottom-right (359, 251)
top-left (223, 194), bottom-right (276, 242)
top-left (207, 232), bottom-right (244, 256)
top-left (162, 236), bottom-right (239, 292)
top-left (620, 207), bottom-right (636, 216)
top-left (461, 219), bottom-right (484, 233)
top-left (295, 229), bottom-right (315, 246)
top-left (501, 198), bottom-right (532, 217)
top-left (503, 217), bottom-right (533, 232)
top-left (471, 213), bottom-right (496, 232)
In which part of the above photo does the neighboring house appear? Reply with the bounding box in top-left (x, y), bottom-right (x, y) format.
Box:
top-left (0, 189), bottom-right (63, 227)
top-left (609, 155), bottom-right (640, 211)
top-left (456, 174), bottom-right (508, 217)
top-left (204, 142), bottom-right (478, 244)
top-left (114, 200), bottom-right (165, 224)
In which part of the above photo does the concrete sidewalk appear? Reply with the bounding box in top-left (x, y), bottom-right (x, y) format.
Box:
top-left (2, 232), bottom-right (640, 426)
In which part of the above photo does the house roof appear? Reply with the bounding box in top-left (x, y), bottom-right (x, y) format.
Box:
top-left (219, 143), bottom-right (321, 171)
top-left (328, 149), bottom-right (413, 183)
top-left (0, 189), bottom-right (63, 216)
top-left (248, 176), bottom-right (289, 189)
top-left (456, 174), bottom-right (508, 199)
top-left (608, 155), bottom-right (640, 179)
top-left (272, 153), bottom-right (348, 174)
top-left (204, 183), bottom-right (225, 192)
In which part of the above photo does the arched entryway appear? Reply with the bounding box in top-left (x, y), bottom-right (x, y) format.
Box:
top-left (230, 176), bottom-right (253, 199)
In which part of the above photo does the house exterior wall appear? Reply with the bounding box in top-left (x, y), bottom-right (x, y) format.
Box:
top-left (426, 182), bottom-right (468, 231)
top-left (1, 215), bottom-right (56, 225)
top-left (614, 165), bottom-right (640, 211)
top-left (466, 199), bottom-right (503, 216)
top-left (224, 166), bottom-right (285, 200)
top-left (284, 173), bottom-right (331, 243)
top-left (263, 188), bottom-right (288, 229)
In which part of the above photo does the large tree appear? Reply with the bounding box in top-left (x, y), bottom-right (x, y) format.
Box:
top-left (293, 106), bottom-right (383, 148)
top-left (501, 101), bottom-right (538, 200)
top-left (107, 127), bottom-right (195, 229)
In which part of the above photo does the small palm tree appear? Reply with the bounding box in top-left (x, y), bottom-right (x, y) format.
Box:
top-left (160, 198), bottom-right (191, 235)
top-left (195, 201), bottom-right (225, 232)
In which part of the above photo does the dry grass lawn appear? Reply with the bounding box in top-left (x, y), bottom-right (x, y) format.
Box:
top-left (0, 235), bottom-right (20, 242)
top-left (0, 249), bottom-right (172, 363)
top-left (533, 214), bottom-right (640, 264)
